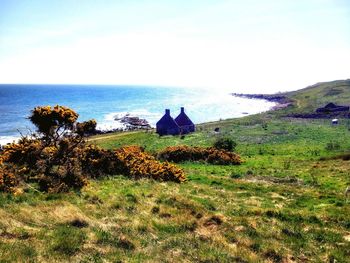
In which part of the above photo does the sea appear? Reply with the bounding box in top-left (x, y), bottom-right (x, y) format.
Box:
top-left (0, 84), bottom-right (275, 145)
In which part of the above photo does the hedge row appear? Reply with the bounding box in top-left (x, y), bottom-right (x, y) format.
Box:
top-left (157, 145), bottom-right (242, 165)
top-left (83, 145), bottom-right (186, 183)
top-left (0, 141), bottom-right (186, 193)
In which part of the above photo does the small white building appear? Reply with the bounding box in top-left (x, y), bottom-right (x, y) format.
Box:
top-left (332, 119), bottom-right (339, 125)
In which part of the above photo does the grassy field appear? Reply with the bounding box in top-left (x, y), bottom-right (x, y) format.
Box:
top-left (1, 81), bottom-right (350, 262)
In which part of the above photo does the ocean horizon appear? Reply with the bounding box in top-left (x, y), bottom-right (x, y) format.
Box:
top-left (0, 84), bottom-right (275, 145)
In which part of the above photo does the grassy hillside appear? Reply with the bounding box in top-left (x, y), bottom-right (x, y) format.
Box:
top-left (1, 81), bottom-right (350, 262)
top-left (281, 79), bottom-right (350, 114)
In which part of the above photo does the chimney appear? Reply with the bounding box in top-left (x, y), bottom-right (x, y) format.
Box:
top-left (165, 109), bottom-right (170, 115)
top-left (180, 107), bottom-right (184, 113)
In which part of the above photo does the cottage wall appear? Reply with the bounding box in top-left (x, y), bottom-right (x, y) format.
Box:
top-left (157, 124), bottom-right (180, 136)
top-left (180, 124), bottom-right (195, 134)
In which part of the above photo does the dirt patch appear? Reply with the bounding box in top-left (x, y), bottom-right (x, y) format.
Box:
top-left (69, 218), bottom-right (89, 228)
top-left (159, 213), bottom-right (172, 218)
top-left (0, 231), bottom-right (18, 239)
top-left (204, 215), bottom-right (224, 227)
top-left (195, 227), bottom-right (213, 241)
top-left (0, 230), bottom-right (31, 240)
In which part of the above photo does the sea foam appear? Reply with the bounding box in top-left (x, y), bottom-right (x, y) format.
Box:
top-left (0, 136), bottom-right (19, 146)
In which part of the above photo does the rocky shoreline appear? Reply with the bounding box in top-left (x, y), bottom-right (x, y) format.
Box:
top-left (232, 93), bottom-right (293, 110)
top-left (232, 93), bottom-right (350, 119)
top-left (94, 114), bottom-right (152, 135)
top-left (114, 114), bottom-right (151, 129)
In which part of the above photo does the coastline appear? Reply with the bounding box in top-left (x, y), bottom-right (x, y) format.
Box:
top-left (232, 91), bottom-right (350, 119)
top-left (0, 94), bottom-right (278, 146)
top-left (231, 92), bottom-right (293, 111)
top-left (0, 85), bottom-right (274, 145)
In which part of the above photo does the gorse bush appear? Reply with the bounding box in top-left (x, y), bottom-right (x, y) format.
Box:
top-left (29, 105), bottom-right (79, 141)
top-left (0, 165), bottom-right (18, 193)
top-left (81, 144), bottom-right (122, 178)
top-left (157, 145), bottom-right (206, 163)
top-left (80, 145), bottom-right (186, 182)
top-left (157, 145), bottom-right (242, 165)
top-left (0, 105), bottom-right (186, 193)
top-left (115, 146), bottom-right (186, 182)
top-left (76, 120), bottom-right (97, 137)
top-left (1, 138), bottom-right (42, 169)
top-left (206, 148), bottom-right (242, 165)
top-left (0, 106), bottom-right (94, 193)
top-left (213, 137), bottom-right (237, 152)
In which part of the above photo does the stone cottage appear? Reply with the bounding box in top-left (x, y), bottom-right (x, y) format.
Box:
top-left (175, 107), bottom-right (195, 134)
top-left (156, 107), bottom-right (195, 136)
top-left (316, 103), bottom-right (349, 113)
top-left (156, 109), bottom-right (180, 136)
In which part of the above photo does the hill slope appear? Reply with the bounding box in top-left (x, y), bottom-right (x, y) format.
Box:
top-left (283, 79), bottom-right (350, 114)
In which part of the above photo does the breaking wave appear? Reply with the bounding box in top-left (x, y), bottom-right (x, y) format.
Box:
top-left (0, 136), bottom-right (19, 146)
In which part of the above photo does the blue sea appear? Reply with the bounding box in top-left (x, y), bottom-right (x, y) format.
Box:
top-left (0, 84), bottom-right (274, 144)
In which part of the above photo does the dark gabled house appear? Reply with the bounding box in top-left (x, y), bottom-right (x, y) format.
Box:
top-left (156, 109), bottom-right (180, 136)
top-left (316, 103), bottom-right (349, 113)
top-left (175, 107), bottom-right (195, 134)
top-left (156, 107), bottom-right (195, 136)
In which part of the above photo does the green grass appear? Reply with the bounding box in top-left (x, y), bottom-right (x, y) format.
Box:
top-left (1, 80), bottom-right (350, 262)
top-left (1, 117), bottom-right (349, 262)
top-left (49, 225), bottom-right (87, 257)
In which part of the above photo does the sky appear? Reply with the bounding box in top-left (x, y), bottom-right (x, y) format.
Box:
top-left (0, 0), bottom-right (349, 93)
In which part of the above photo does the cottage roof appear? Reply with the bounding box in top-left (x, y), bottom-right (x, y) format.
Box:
top-left (175, 107), bottom-right (194, 126)
top-left (325, 103), bottom-right (337, 108)
top-left (156, 109), bottom-right (179, 129)
top-left (316, 102), bottom-right (349, 113)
